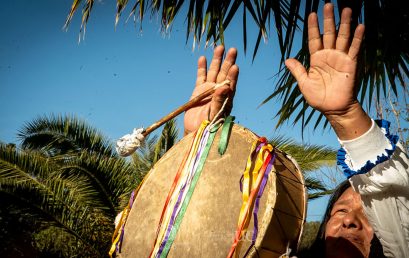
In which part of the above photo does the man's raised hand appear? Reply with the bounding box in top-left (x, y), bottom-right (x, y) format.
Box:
top-left (184, 46), bottom-right (239, 135)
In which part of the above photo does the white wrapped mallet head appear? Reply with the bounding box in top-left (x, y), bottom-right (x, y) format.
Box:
top-left (116, 128), bottom-right (145, 157)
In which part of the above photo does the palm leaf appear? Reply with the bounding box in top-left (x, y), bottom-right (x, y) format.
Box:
top-left (270, 135), bottom-right (337, 199)
top-left (18, 114), bottom-right (117, 158)
top-left (17, 114), bottom-right (141, 213)
top-left (2, 115), bottom-right (183, 255)
top-left (0, 144), bottom-right (110, 256)
top-left (270, 135), bottom-right (336, 172)
top-left (57, 150), bottom-right (137, 214)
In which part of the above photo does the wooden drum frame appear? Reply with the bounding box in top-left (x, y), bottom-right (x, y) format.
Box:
top-left (118, 124), bottom-right (307, 258)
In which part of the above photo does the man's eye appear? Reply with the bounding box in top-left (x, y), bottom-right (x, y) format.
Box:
top-left (336, 209), bottom-right (348, 214)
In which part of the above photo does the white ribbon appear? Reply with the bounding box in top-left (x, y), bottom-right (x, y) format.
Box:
top-left (116, 128), bottom-right (145, 157)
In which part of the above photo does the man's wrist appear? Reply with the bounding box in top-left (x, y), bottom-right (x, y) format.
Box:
top-left (324, 102), bottom-right (372, 140)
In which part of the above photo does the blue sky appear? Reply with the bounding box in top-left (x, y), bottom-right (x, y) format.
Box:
top-left (0, 0), bottom-right (346, 221)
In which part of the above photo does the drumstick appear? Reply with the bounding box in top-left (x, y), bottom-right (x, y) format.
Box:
top-left (142, 79), bottom-right (231, 136)
top-left (116, 80), bottom-right (231, 157)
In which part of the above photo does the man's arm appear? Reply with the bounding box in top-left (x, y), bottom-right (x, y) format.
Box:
top-left (286, 3), bottom-right (409, 257)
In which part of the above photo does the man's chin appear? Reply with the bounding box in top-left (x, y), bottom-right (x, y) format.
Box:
top-left (325, 236), bottom-right (366, 258)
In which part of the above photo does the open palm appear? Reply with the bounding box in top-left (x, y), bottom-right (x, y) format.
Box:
top-left (285, 4), bottom-right (365, 116)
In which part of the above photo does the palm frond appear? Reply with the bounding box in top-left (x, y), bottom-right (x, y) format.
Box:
top-left (304, 176), bottom-right (332, 200)
top-left (270, 135), bottom-right (336, 172)
top-left (18, 114), bottom-right (116, 158)
top-left (64, 0), bottom-right (94, 42)
top-left (64, 0), bottom-right (295, 59)
top-left (269, 135), bottom-right (336, 199)
top-left (63, 0), bottom-right (83, 30)
top-left (131, 134), bottom-right (158, 172)
top-left (16, 114), bottom-right (141, 213)
top-left (0, 144), bottom-right (111, 256)
top-left (116, 0), bottom-right (130, 27)
top-left (57, 150), bottom-right (137, 214)
top-left (152, 118), bottom-right (179, 164)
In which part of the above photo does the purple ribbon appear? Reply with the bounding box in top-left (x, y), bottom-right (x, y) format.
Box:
top-left (156, 128), bottom-right (210, 257)
top-left (244, 151), bottom-right (276, 256)
top-left (117, 190), bottom-right (136, 253)
top-left (239, 142), bottom-right (266, 193)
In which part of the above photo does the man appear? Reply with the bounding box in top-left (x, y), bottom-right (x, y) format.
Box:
top-left (184, 3), bottom-right (409, 257)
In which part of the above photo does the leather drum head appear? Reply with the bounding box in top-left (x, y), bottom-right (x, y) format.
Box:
top-left (119, 124), bottom-right (306, 257)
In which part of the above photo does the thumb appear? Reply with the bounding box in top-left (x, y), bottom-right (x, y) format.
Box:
top-left (209, 86), bottom-right (232, 121)
top-left (285, 58), bottom-right (308, 87)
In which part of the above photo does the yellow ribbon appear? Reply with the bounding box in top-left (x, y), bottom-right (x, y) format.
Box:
top-left (109, 168), bottom-right (152, 257)
top-left (232, 142), bottom-right (273, 258)
top-left (151, 121), bottom-right (209, 257)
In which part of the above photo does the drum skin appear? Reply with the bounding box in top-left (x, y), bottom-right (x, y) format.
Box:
top-left (119, 124), bottom-right (307, 258)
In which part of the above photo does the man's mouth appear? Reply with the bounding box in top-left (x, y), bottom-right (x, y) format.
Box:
top-left (341, 234), bottom-right (365, 248)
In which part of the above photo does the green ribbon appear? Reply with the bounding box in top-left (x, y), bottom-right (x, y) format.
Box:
top-left (160, 126), bottom-right (218, 257)
top-left (218, 115), bottom-right (235, 155)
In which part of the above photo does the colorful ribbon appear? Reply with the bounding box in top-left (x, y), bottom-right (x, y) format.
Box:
top-left (150, 120), bottom-right (220, 258)
top-left (149, 122), bottom-right (208, 257)
top-left (110, 119), bottom-right (276, 258)
top-left (109, 171), bottom-right (149, 257)
top-left (227, 138), bottom-right (275, 258)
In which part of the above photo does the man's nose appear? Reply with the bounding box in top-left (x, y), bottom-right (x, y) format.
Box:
top-left (342, 210), bottom-right (363, 230)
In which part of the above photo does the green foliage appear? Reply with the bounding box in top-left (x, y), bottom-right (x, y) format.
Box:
top-left (0, 115), bottom-right (179, 257)
top-left (298, 221), bottom-right (320, 253)
top-left (0, 193), bottom-right (41, 257)
top-left (64, 0), bottom-right (299, 61)
top-left (0, 143), bottom-right (112, 256)
top-left (270, 135), bottom-right (337, 200)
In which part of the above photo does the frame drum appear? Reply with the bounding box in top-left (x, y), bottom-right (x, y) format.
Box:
top-left (118, 124), bottom-right (306, 257)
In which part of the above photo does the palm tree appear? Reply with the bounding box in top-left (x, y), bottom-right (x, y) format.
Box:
top-left (63, 0), bottom-right (408, 130)
top-left (0, 143), bottom-right (111, 257)
top-left (0, 114), bottom-right (179, 257)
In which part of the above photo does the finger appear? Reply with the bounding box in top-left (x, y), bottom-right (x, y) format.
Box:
top-left (285, 58), bottom-right (308, 90)
top-left (323, 3), bottom-right (336, 49)
top-left (216, 48), bottom-right (237, 83)
top-left (210, 64), bottom-right (239, 119)
top-left (195, 56), bottom-right (207, 86)
top-left (308, 12), bottom-right (323, 55)
top-left (206, 45), bottom-right (225, 82)
top-left (336, 7), bottom-right (352, 52)
top-left (348, 24), bottom-right (365, 61)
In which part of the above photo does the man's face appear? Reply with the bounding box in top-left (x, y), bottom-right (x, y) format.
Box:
top-left (325, 187), bottom-right (374, 258)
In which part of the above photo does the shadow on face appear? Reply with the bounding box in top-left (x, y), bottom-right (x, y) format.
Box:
top-left (324, 235), bottom-right (386, 258)
top-left (325, 236), bottom-right (366, 258)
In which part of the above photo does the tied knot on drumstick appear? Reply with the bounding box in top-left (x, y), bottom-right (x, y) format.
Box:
top-left (116, 128), bottom-right (145, 157)
top-left (116, 79), bottom-right (231, 157)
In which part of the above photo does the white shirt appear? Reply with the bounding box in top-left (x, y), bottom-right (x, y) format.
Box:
top-left (339, 120), bottom-right (409, 257)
